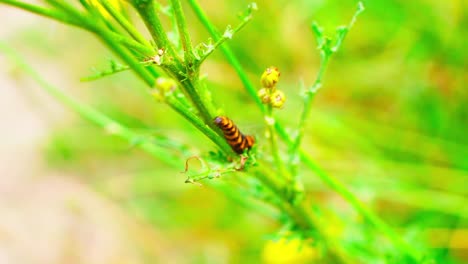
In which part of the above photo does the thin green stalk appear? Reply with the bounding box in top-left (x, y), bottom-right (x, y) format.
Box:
top-left (2, 0), bottom-right (154, 57)
top-left (0, 0), bottom-right (81, 26)
top-left (97, 28), bottom-right (155, 86)
top-left (168, 0), bottom-right (227, 129)
top-left (253, 166), bottom-right (354, 264)
top-left (0, 42), bottom-right (179, 167)
top-left (165, 94), bottom-right (235, 156)
top-left (79, 0), bottom-right (120, 33)
top-left (167, 75), bottom-right (218, 129)
top-left (275, 120), bottom-right (421, 261)
top-left (130, 0), bottom-right (218, 129)
top-left (195, 3), bottom-right (255, 65)
top-left (288, 53), bottom-right (330, 177)
top-left (186, 0), bottom-right (264, 138)
top-left (44, 0), bottom-right (86, 22)
top-left (170, 0), bottom-right (196, 64)
top-left (288, 3), bottom-right (363, 176)
top-left (187, 0), bottom-right (263, 109)
top-left (265, 105), bottom-right (289, 181)
top-left (299, 152), bottom-right (421, 261)
top-left (130, 0), bottom-right (179, 60)
top-left (43, 0), bottom-right (156, 85)
top-left (100, 0), bottom-right (152, 47)
top-left (107, 31), bottom-right (155, 56)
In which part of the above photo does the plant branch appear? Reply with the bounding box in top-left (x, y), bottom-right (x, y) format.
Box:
top-left (273, 122), bottom-right (421, 262)
top-left (195, 3), bottom-right (255, 65)
top-left (187, 0), bottom-right (263, 109)
top-left (288, 39), bottom-right (330, 177)
top-left (252, 166), bottom-right (354, 264)
top-left (170, 0), bottom-right (195, 64)
top-left (107, 31), bottom-right (155, 56)
top-left (130, 0), bottom-right (179, 61)
top-left (299, 151), bottom-right (421, 261)
top-left (100, 0), bottom-right (152, 47)
top-left (164, 92), bottom-right (234, 155)
top-left (1, 0), bottom-right (81, 26)
top-left (288, 3), bottom-right (364, 176)
top-left (265, 105), bottom-right (290, 181)
top-left (96, 28), bottom-right (155, 86)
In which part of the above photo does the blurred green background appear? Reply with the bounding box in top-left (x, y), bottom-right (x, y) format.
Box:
top-left (0, 0), bottom-right (467, 263)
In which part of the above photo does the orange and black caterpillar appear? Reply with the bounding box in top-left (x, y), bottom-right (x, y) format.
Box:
top-left (214, 116), bottom-right (255, 154)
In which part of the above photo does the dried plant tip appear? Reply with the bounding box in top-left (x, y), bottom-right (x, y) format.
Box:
top-left (257, 88), bottom-right (271, 104)
top-left (261, 66), bottom-right (280, 88)
top-left (270, 90), bottom-right (286, 108)
top-left (143, 48), bottom-right (165, 65)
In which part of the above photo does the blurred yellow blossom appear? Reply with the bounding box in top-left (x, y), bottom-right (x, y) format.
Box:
top-left (262, 237), bottom-right (319, 263)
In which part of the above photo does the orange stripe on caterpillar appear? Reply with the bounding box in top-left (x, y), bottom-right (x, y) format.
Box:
top-left (214, 116), bottom-right (255, 154)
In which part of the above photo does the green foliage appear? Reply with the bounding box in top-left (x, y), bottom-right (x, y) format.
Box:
top-left (1, 0), bottom-right (466, 263)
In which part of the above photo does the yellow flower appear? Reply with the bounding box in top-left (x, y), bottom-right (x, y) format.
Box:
top-left (262, 237), bottom-right (319, 263)
top-left (261, 66), bottom-right (281, 89)
top-left (151, 77), bottom-right (177, 100)
top-left (270, 90), bottom-right (286, 108)
top-left (258, 88), bottom-right (271, 104)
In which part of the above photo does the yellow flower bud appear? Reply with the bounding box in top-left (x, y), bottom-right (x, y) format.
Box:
top-left (261, 67), bottom-right (280, 88)
top-left (270, 90), bottom-right (286, 108)
top-left (155, 77), bottom-right (177, 93)
top-left (262, 237), bottom-right (318, 263)
top-left (257, 88), bottom-right (271, 104)
top-left (152, 77), bottom-right (177, 100)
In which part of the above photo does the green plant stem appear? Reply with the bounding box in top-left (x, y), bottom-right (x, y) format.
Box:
top-left (104, 35), bottom-right (222, 152)
top-left (44, 0), bottom-right (83, 20)
top-left (0, 42), bottom-right (179, 167)
top-left (97, 28), bottom-right (155, 86)
top-left (253, 166), bottom-right (353, 264)
top-left (170, 0), bottom-right (195, 64)
top-left (278, 125), bottom-right (422, 262)
top-left (0, 0), bottom-right (81, 25)
top-left (289, 55), bottom-right (330, 176)
top-left (274, 120), bottom-right (421, 258)
top-left (196, 5), bottom-right (254, 65)
top-left (131, 0), bottom-right (218, 133)
top-left (100, 0), bottom-right (152, 47)
top-left (265, 105), bottom-right (289, 181)
top-left (171, 76), bottom-right (219, 130)
top-left (167, 0), bottom-right (229, 131)
top-left (130, 0), bottom-right (179, 60)
top-left (2, 0), bottom-right (154, 57)
top-left (186, 0), bottom-right (264, 139)
top-left (165, 94), bottom-right (234, 156)
top-left (44, 0), bottom-right (156, 86)
top-left (187, 0), bottom-right (263, 109)
top-left (108, 31), bottom-right (155, 56)
top-left (300, 152), bottom-right (421, 261)
top-left (81, 64), bottom-right (132, 82)
top-left (79, 0), bottom-right (121, 33)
